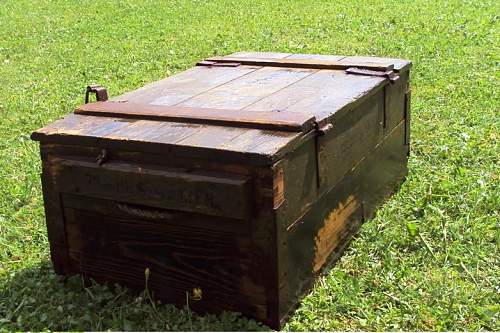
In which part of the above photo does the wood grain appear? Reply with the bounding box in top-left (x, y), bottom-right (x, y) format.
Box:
top-left (317, 91), bottom-right (385, 189)
top-left (280, 120), bottom-right (408, 324)
top-left (113, 65), bottom-right (261, 105)
top-left (75, 101), bottom-right (316, 132)
top-left (31, 52), bottom-right (412, 330)
top-left (32, 115), bottom-right (303, 166)
top-left (52, 158), bottom-right (253, 219)
top-left (177, 66), bottom-right (315, 110)
top-left (245, 69), bottom-right (386, 123)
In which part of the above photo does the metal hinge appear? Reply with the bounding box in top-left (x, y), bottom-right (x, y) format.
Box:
top-left (346, 67), bottom-right (400, 83)
top-left (85, 84), bottom-right (108, 104)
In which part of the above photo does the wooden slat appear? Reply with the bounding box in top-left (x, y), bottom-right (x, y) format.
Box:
top-left (54, 159), bottom-right (253, 219)
top-left (177, 66), bottom-right (315, 110)
top-left (75, 101), bottom-right (316, 133)
top-left (31, 115), bottom-right (302, 165)
top-left (201, 56), bottom-right (394, 71)
top-left (285, 54), bottom-right (345, 61)
top-left (246, 69), bottom-right (386, 122)
top-left (113, 65), bottom-right (261, 105)
top-left (230, 51), bottom-right (292, 59)
top-left (341, 55), bottom-right (411, 72)
top-left (30, 115), bottom-right (132, 141)
top-left (228, 52), bottom-right (344, 61)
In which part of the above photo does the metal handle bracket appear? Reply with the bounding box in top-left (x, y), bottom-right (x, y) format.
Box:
top-left (85, 84), bottom-right (108, 104)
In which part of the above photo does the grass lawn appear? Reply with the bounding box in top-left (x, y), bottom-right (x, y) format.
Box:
top-left (0, 0), bottom-right (498, 331)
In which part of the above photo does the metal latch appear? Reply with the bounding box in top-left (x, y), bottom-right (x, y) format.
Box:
top-left (314, 122), bottom-right (333, 136)
top-left (346, 67), bottom-right (400, 83)
top-left (85, 84), bottom-right (108, 104)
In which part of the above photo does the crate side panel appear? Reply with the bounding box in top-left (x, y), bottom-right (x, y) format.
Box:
top-left (279, 121), bottom-right (408, 325)
top-left (317, 91), bottom-right (385, 189)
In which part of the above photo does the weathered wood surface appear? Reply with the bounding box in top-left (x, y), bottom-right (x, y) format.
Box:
top-left (75, 101), bottom-right (316, 132)
top-left (63, 203), bottom-right (265, 316)
top-left (113, 65), bottom-right (261, 105)
top-left (31, 114), bottom-right (302, 165)
top-left (245, 69), bottom-right (386, 123)
top-left (226, 52), bottom-right (411, 71)
top-left (201, 56), bottom-right (394, 71)
top-left (32, 52), bottom-right (411, 167)
top-left (317, 91), bottom-right (385, 189)
top-left (52, 158), bottom-right (253, 219)
top-left (31, 52), bottom-right (412, 330)
top-left (279, 120), bottom-right (408, 324)
top-left (40, 142), bottom-right (281, 327)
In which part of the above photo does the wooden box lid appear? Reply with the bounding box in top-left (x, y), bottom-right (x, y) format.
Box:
top-left (32, 52), bottom-right (411, 165)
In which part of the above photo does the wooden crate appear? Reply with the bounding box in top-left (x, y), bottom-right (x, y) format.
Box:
top-left (31, 52), bottom-right (411, 329)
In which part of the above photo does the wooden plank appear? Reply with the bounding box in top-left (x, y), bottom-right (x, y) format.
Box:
top-left (218, 128), bottom-right (301, 155)
top-left (178, 66), bottom-right (316, 110)
top-left (31, 115), bottom-right (133, 142)
top-left (62, 207), bottom-right (268, 317)
top-left (272, 137), bottom-right (318, 227)
top-left (286, 53), bottom-right (345, 61)
top-left (102, 119), bottom-right (172, 141)
top-left (202, 56), bottom-right (394, 71)
top-left (384, 70), bottom-right (409, 134)
top-left (113, 65), bottom-right (261, 105)
top-left (92, 117), bottom-right (303, 160)
top-left (228, 52), bottom-right (344, 61)
top-left (31, 114), bottom-right (302, 165)
top-left (341, 55), bottom-right (411, 72)
top-left (229, 51), bottom-right (292, 59)
top-left (53, 159), bottom-right (254, 219)
top-left (40, 162), bottom-right (71, 274)
top-left (75, 101), bottom-right (316, 132)
top-left (40, 144), bottom-right (267, 183)
top-left (176, 125), bottom-right (248, 147)
top-left (106, 120), bottom-right (202, 144)
top-left (62, 193), bottom-right (249, 235)
top-left (246, 69), bottom-right (386, 123)
top-left (161, 65), bottom-right (315, 158)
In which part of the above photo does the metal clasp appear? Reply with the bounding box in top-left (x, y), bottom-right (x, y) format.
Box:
top-left (85, 84), bottom-right (108, 104)
top-left (315, 122), bottom-right (333, 136)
